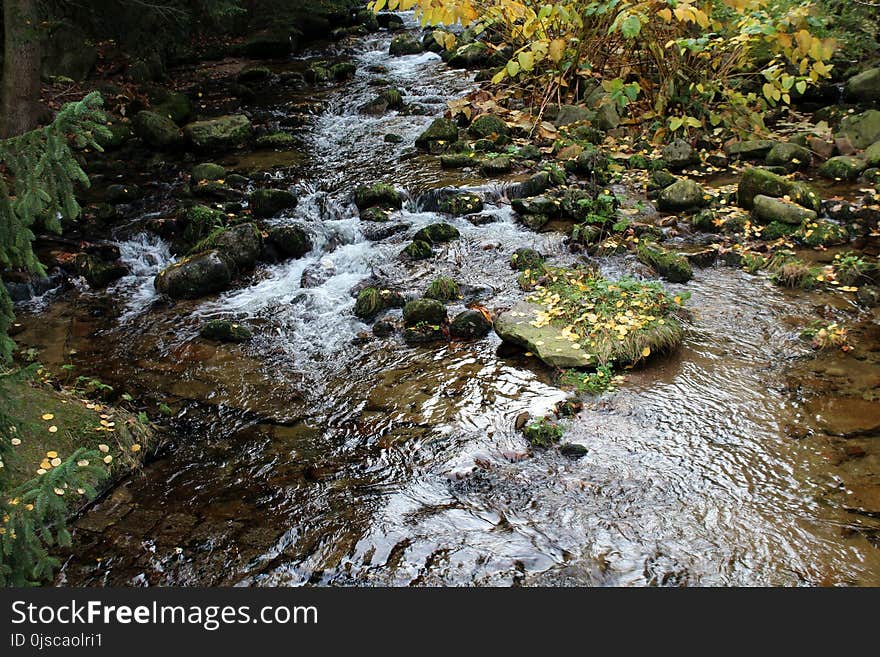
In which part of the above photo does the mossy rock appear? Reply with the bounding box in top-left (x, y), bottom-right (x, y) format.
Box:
top-left (760, 221), bottom-right (799, 240)
top-left (648, 170), bottom-right (677, 191)
top-left (412, 222), bottom-right (460, 243)
top-left (838, 110), bottom-right (880, 150)
top-left (154, 91), bottom-right (192, 125)
top-left (190, 223), bottom-right (263, 271)
top-left (154, 250), bottom-right (231, 299)
top-left (512, 195), bottom-right (559, 216)
top-left (657, 179), bottom-right (707, 211)
top-left (737, 167), bottom-right (820, 211)
top-left (184, 114), bottom-right (253, 151)
top-left (237, 66), bottom-right (272, 84)
top-left (415, 118), bottom-right (459, 151)
top-left (249, 189), bottom-right (297, 218)
top-left (200, 320), bottom-right (252, 343)
top-left (440, 153), bottom-right (478, 169)
top-left (447, 41), bottom-right (489, 68)
top-left (795, 219), bottom-right (850, 247)
top-left (354, 287), bottom-right (405, 321)
top-left (480, 155), bottom-right (512, 176)
top-left (752, 194), bottom-right (817, 225)
top-left (865, 141), bottom-right (880, 168)
top-left (73, 253), bottom-right (128, 288)
top-left (389, 33), bottom-right (423, 56)
top-left (268, 225), bottom-right (311, 259)
top-left (510, 248), bottom-right (544, 272)
top-left (360, 206), bottom-right (393, 222)
top-left (354, 183), bottom-right (404, 210)
top-left (844, 67), bottom-right (880, 104)
top-left (725, 140), bottom-right (777, 160)
top-left (424, 276), bottom-right (461, 301)
top-left (243, 31), bottom-right (292, 58)
top-left (765, 142), bottom-right (812, 171)
top-left (637, 242), bottom-right (693, 283)
top-left (468, 114), bottom-right (509, 140)
top-left (96, 121), bottom-right (132, 149)
top-left (437, 192), bottom-right (483, 215)
top-left (254, 132), bottom-right (297, 149)
top-left (403, 323), bottom-right (446, 344)
top-left (402, 240), bottom-right (433, 260)
top-left (449, 309), bottom-right (492, 339)
top-left (132, 110), bottom-right (181, 149)
top-left (660, 139), bottom-right (698, 170)
top-left (495, 268), bottom-right (684, 368)
top-left (105, 184), bottom-right (142, 204)
top-left (191, 163), bottom-right (226, 183)
top-left (818, 156), bottom-right (867, 181)
top-left (330, 62), bottom-right (357, 80)
top-left (181, 204), bottom-right (226, 246)
top-left (402, 298), bottom-right (447, 327)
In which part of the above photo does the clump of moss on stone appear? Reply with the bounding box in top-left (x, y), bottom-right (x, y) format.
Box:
top-left (424, 276), bottom-right (461, 301)
top-left (637, 242), bottom-right (693, 283)
top-left (523, 417), bottom-right (563, 448)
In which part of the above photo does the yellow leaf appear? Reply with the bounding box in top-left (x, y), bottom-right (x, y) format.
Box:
top-left (41, 413), bottom-right (54, 421)
top-left (549, 38), bottom-right (566, 63)
top-left (641, 346), bottom-right (651, 358)
top-left (657, 8), bottom-right (672, 21)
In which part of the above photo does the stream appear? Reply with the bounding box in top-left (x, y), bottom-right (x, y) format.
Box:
top-left (13, 12), bottom-right (880, 586)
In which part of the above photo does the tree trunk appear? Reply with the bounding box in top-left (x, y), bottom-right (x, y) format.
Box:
top-left (1, 0), bottom-right (42, 138)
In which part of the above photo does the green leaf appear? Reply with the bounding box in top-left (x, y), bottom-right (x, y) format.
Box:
top-left (620, 15), bottom-right (641, 39)
top-left (507, 60), bottom-right (520, 77)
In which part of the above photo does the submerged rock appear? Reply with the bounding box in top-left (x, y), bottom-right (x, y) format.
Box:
top-left (200, 320), bottom-right (252, 343)
top-left (495, 301), bottom-right (594, 368)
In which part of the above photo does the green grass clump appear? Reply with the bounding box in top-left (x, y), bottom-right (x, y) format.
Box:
top-left (558, 365), bottom-right (617, 395)
top-left (424, 276), bottom-right (461, 301)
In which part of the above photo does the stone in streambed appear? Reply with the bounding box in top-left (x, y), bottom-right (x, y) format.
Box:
top-left (468, 114), bottom-right (509, 140)
top-left (354, 183), bottom-right (404, 210)
top-left (249, 188), bottom-right (297, 217)
top-left (191, 163), bottom-right (226, 183)
top-left (724, 140), bottom-right (777, 161)
top-left (818, 156), bottom-right (867, 181)
top-left (267, 225), bottom-right (311, 259)
top-left (402, 298), bottom-right (447, 327)
top-left (837, 110), bottom-right (880, 150)
top-left (636, 242), bottom-right (693, 283)
top-left (133, 110), bottom-right (181, 149)
top-left (661, 139), bottom-right (698, 170)
top-left (449, 309), bottom-right (492, 339)
top-left (437, 192), bottom-right (483, 216)
top-left (844, 68), bottom-right (880, 104)
top-left (494, 301), bottom-right (595, 368)
top-left (389, 33), bottom-right (423, 56)
top-left (657, 179), bottom-right (706, 211)
top-left (412, 222), bottom-right (459, 244)
top-left (154, 251), bottom-right (231, 299)
top-left (415, 118), bottom-right (459, 151)
top-left (354, 287), bottom-right (405, 321)
top-left (736, 167), bottom-right (820, 211)
top-left (189, 223), bottom-right (262, 271)
top-left (200, 320), bottom-right (252, 343)
top-left (402, 240), bottom-right (433, 260)
top-left (752, 195), bottom-right (817, 225)
top-left (765, 142), bottom-right (812, 171)
top-left (184, 114), bottom-right (253, 151)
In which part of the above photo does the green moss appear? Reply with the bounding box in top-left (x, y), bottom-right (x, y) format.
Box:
top-left (523, 418), bottom-right (563, 448)
top-left (425, 276), bottom-right (461, 301)
top-left (402, 240), bottom-right (433, 260)
top-left (254, 132), bottom-right (297, 149)
top-left (760, 221), bottom-right (798, 240)
top-left (558, 365), bottom-right (616, 395)
top-left (637, 242), bottom-right (693, 283)
top-left (413, 222), bottom-right (460, 243)
top-left (354, 287), bottom-right (404, 321)
top-left (510, 248), bottom-right (544, 272)
top-left (354, 183), bottom-right (403, 210)
top-left (200, 320), bottom-right (252, 343)
top-left (437, 193), bottom-right (483, 215)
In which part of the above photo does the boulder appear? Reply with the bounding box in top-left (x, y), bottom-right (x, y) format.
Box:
top-left (192, 223), bottom-right (263, 271)
top-left (512, 195), bottom-right (559, 216)
top-left (510, 248), bottom-right (544, 272)
top-left (389, 34), bottom-right (423, 56)
top-left (661, 139), bottom-right (698, 170)
top-left (552, 104), bottom-right (593, 127)
top-left (752, 195), bottom-right (817, 225)
top-left (412, 222), bottom-right (460, 243)
top-left (737, 167), bottom-right (820, 211)
top-left (637, 242), bottom-right (693, 283)
top-left (268, 225), bottom-right (311, 259)
top-left (765, 142), bottom-right (812, 171)
top-left (243, 31), bottom-right (292, 58)
top-left (154, 251), bottom-right (231, 299)
top-left (447, 42), bottom-right (489, 68)
top-left (494, 301), bottom-right (594, 368)
top-left (249, 188), bottom-right (297, 217)
top-left (354, 183), bottom-right (403, 210)
top-left (191, 163), bottom-right (227, 184)
top-left (415, 118), bottom-right (459, 150)
top-left (480, 156), bottom-right (512, 175)
top-left (657, 179), bottom-right (706, 211)
top-left (450, 309), bottom-right (492, 339)
top-left (354, 287), bottom-right (405, 321)
top-left (184, 114), bottom-right (253, 151)
top-left (153, 91), bottom-right (192, 125)
top-left (844, 68), bottom-right (880, 104)
top-left (818, 155), bottom-right (867, 181)
top-left (132, 110), bottom-right (181, 149)
top-left (402, 240), bottom-right (433, 260)
top-left (865, 141), bottom-right (880, 168)
top-left (73, 253), bottom-right (127, 288)
top-left (838, 110), bottom-right (880, 150)
top-left (725, 140), bottom-right (777, 161)
top-left (468, 114), bottom-right (509, 140)
top-left (402, 299), bottom-right (447, 326)
top-left (437, 192), bottom-right (483, 215)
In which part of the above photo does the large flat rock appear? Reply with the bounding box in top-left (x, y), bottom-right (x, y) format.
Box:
top-left (494, 301), bottom-right (594, 368)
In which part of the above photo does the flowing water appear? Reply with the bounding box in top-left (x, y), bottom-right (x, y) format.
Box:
top-left (13, 13), bottom-right (880, 586)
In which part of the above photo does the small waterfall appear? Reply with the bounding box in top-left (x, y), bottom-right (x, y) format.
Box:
top-left (111, 232), bottom-right (173, 320)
